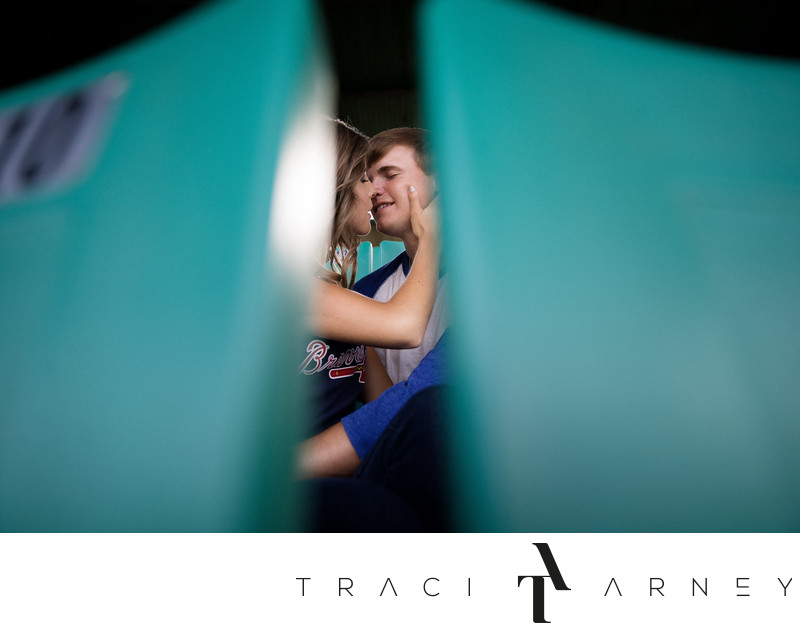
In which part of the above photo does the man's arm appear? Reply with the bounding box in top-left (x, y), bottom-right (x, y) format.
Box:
top-left (296, 333), bottom-right (450, 480)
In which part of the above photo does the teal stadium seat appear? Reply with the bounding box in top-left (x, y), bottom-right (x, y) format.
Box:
top-left (356, 241), bottom-right (374, 282)
top-left (354, 236), bottom-right (406, 282)
top-left (0, 0), bottom-right (333, 531)
top-left (421, 0), bottom-right (800, 531)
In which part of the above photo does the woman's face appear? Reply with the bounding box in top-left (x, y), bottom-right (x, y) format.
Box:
top-left (348, 172), bottom-right (375, 236)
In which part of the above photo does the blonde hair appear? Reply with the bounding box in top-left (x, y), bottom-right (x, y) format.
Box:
top-left (319, 119), bottom-right (370, 288)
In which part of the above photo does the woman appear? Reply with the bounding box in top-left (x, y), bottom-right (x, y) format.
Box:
top-left (302, 119), bottom-right (439, 435)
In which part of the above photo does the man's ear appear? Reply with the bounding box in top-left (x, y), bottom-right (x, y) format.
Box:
top-left (426, 175), bottom-right (439, 206)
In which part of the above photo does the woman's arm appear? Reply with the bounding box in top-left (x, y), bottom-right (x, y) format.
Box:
top-left (309, 185), bottom-right (440, 349)
top-left (296, 353), bottom-right (388, 479)
top-left (295, 422), bottom-right (359, 478)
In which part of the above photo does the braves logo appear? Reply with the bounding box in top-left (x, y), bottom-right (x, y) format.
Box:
top-left (300, 340), bottom-right (367, 383)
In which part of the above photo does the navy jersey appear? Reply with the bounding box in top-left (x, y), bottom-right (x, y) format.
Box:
top-left (300, 337), bottom-right (366, 434)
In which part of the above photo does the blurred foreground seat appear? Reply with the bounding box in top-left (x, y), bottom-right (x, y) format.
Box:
top-left (0, 0), bottom-right (332, 531)
top-left (422, 0), bottom-right (800, 531)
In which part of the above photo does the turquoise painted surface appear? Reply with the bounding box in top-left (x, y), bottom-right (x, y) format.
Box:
top-left (354, 239), bottom-right (406, 281)
top-left (0, 0), bottom-right (327, 531)
top-left (421, 0), bottom-right (800, 531)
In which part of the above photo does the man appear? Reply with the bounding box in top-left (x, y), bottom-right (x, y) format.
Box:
top-left (354, 127), bottom-right (448, 384)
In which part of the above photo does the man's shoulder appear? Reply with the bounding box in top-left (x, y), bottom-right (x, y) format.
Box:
top-left (353, 251), bottom-right (409, 298)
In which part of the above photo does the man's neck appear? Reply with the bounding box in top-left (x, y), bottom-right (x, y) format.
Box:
top-left (403, 236), bottom-right (419, 264)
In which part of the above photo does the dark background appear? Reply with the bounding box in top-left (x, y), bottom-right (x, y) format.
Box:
top-left (2, 0), bottom-right (798, 135)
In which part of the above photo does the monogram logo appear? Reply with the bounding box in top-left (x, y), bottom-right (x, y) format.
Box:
top-left (518, 543), bottom-right (570, 623)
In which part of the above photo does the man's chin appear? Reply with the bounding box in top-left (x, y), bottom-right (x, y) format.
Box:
top-left (376, 222), bottom-right (401, 238)
top-left (375, 209), bottom-right (412, 238)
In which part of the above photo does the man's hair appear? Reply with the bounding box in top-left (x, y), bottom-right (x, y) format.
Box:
top-left (367, 127), bottom-right (432, 174)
